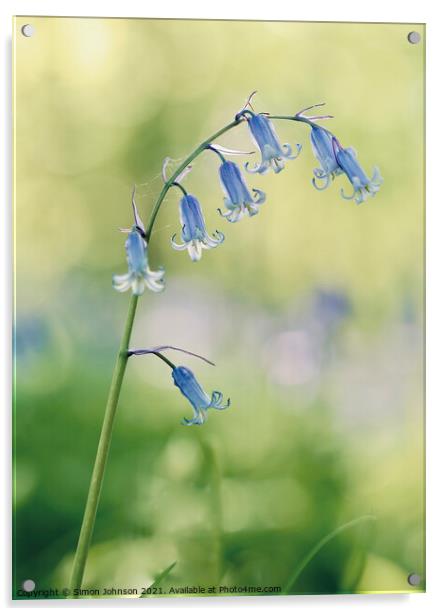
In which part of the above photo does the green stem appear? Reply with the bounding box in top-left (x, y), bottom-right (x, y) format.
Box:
top-left (145, 118), bottom-right (241, 243)
top-left (69, 116), bottom-right (242, 594)
top-left (69, 295), bottom-right (138, 595)
top-left (282, 514), bottom-right (376, 594)
top-left (268, 114), bottom-right (319, 129)
top-left (151, 351), bottom-right (176, 370)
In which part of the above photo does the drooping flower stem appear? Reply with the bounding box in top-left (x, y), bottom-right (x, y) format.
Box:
top-left (268, 114), bottom-right (319, 129)
top-left (69, 118), bottom-right (242, 593)
top-left (145, 118), bottom-right (241, 243)
top-left (70, 98), bottom-right (382, 592)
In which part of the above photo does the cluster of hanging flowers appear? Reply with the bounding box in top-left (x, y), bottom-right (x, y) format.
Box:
top-left (112, 94), bottom-right (383, 425)
top-left (309, 123), bottom-right (382, 203)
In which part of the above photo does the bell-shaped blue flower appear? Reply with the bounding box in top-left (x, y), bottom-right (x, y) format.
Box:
top-left (171, 193), bottom-right (224, 262)
top-left (310, 125), bottom-right (343, 190)
top-left (172, 365), bottom-right (231, 426)
top-left (334, 143), bottom-right (383, 204)
top-left (113, 227), bottom-right (164, 295)
top-left (245, 113), bottom-right (301, 175)
top-left (218, 160), bottom-right (266, 223)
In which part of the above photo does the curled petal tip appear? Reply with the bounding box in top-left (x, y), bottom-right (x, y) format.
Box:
top-left (340, 187), bottom-right (357, 201)
top-left (312, 175), bottom-right (331, 191)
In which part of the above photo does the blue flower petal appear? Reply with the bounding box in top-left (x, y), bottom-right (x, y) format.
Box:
top-left (172, 366), bottom-right (230, 426)
top-left (113, 227), bottom-right (164, 295)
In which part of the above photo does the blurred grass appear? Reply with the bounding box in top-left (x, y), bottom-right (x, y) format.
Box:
top-left (13, 17), bottom-right (424, 597)
top-left (282, 515), bottom-right (376, 594)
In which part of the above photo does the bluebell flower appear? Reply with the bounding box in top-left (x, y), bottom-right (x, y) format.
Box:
top-left (245, 113), bottom-right (301, 174)
top-left (218, 160), bottom-right (266, 223)
top-left (334, 142), bottom-right (383, 204)
top-left (171, 193), bottom-right (224, 262)
top-left (310, 125), bottom-right (343, 190)
top-left (113, 227), bottom-right (164, 295)
top-left (172, 365), bottom-right (230, 426)
top-left (313, 288), bottom-right (351, 330)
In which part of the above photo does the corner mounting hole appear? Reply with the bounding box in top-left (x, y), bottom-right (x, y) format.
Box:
top-left (407, 31), bottom-right (421, 44)
top-left (21, 24), bottom-right (34, 37)
top-left (407, 572), bottom-right (421, 586)
top-left (22, 579), bottom-right (36, 592)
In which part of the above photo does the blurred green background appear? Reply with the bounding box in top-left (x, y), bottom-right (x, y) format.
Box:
top-left (13, 17), bottom-right (424, 597)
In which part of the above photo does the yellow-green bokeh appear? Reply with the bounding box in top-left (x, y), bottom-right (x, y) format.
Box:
top-left (13, 17), bottom-right (425, 598)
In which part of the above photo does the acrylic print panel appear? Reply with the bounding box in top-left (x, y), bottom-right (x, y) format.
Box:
top-left (13, 16), bottom-right (425, 599)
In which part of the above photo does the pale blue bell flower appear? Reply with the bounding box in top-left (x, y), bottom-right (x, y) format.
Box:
top-left (172, 365), bottom-right (231, 426)
top-left (113, 226), bottom-right (165, 295)
top-left (171, 194), bottom-right (224, 262)
top-left (310, 125), bottom-right (343, 190)
top-left (334, 143), bottom-right (383, 204)
top-left (245, 113), bottom-right (301, 175)
top-left (218, 160), bottom-right (266, 223)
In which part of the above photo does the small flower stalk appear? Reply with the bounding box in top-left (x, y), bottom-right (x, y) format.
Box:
top-left (218, 160), bottom-right (266, 222)
top-left (171, 192), bottom-right (225, 262)
top-left (172, 365), bottom-right (231, 426)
